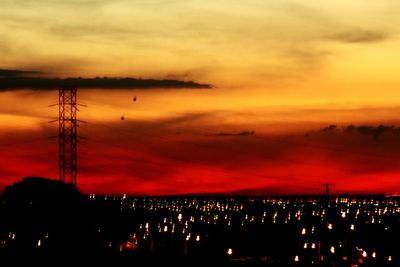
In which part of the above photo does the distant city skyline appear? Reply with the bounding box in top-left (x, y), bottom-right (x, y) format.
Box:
top-left (1, 1), bottom-right (400, 194)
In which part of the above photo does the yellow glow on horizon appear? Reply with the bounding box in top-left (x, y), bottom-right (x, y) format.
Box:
top-left (0, 1), bottom-right (400, 135)
top-left (0, 114), bottom-right (44, 131)
top-left (0, 0), bottom-right (399, 92)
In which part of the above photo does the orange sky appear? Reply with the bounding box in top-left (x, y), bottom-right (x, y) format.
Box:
top-left (1, 1), bottom-right (400, 194)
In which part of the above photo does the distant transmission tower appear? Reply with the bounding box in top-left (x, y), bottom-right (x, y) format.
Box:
top-left (58, 87), bottom-right (78, 186)
top-left (320, 183), bottom-right (335, 197)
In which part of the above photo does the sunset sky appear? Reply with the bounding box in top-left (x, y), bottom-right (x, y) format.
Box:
top-left (1, 0), bottom-right (400, 195)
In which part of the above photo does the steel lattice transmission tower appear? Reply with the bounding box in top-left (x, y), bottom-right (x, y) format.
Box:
top-left (320, 183), bottom-right (335, 197)
top-left (58, 87), bottom-right (78, 186)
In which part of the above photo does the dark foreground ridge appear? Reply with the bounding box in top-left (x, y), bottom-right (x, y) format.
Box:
top-left (1, 177), bottom-right (399, 266)
top-left (0, 177), bottom-right (99, 263)
top-left (0, 77), bottom-right (211, 90)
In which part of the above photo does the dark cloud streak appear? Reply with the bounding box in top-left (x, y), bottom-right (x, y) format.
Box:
top-left (319, 124), bottom-right (400, 140)
top-left (0, 69), bottom-right (43, 77)
top-left (209, 131), bottom-right (256, 137)
top-left (326, 29), bottom-right (389, 43)
top-left (0, 76), bottom-right (211, 90)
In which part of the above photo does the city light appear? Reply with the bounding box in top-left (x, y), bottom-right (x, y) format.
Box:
top-left (2, 195), bottom-right (400, 265)
top-left (294, 255), bottom-right (299, 262)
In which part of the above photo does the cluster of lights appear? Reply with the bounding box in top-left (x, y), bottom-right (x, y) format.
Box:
top-left (4, 194), bottom-right (398, 264)
top-left (112, 196), bottom-right (399, 263)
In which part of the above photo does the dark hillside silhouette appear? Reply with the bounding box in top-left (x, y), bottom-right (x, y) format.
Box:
top-left (0, 177), bottom-right (98, 262)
